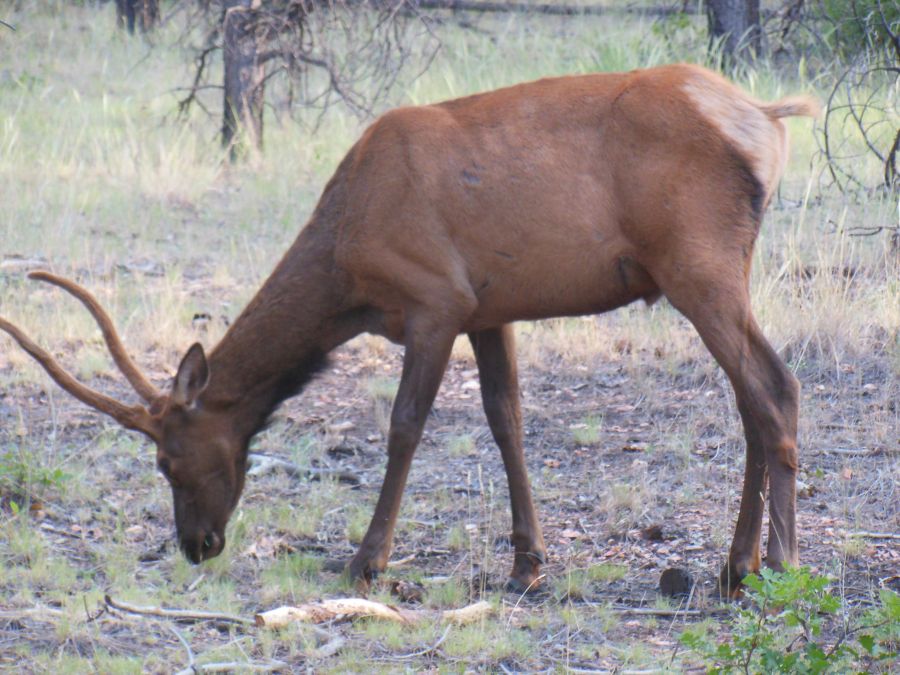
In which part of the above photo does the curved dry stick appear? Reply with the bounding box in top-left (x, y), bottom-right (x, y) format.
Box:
top-left (28, 271), bottom-right (160, 403)
top-left (0, 317), bottom-right (158, 436)
top-left (105, 595), bottom-right (252, 625)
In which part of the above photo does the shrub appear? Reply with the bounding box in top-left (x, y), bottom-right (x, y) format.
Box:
top-left (821, 0), bottom-right (900, 55)
top-left (680, 566), bottom-right (900, 673)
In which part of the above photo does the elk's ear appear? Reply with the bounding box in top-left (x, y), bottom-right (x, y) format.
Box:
top-left (172, 343), bottom-right (209, 407)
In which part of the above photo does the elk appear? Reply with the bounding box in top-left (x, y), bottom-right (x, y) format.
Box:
top-left (0, 64), bottom-right (817, 595)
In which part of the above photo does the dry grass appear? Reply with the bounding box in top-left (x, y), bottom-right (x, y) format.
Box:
top-left (1, 3), bottom-right (898, 673)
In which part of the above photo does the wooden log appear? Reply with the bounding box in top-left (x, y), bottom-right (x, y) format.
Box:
top-left (255, 599), bottom-right (492, 628)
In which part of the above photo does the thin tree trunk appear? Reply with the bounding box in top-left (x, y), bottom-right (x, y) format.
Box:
top-left (115, 0), bottom-right (159, 34)
top-left (706, 0), bottom-right (761, 64)
top-left (222, 0), bottom-right (265, 161)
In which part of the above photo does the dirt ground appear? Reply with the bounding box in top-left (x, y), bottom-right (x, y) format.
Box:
top-left (1, 300), bottom-right (897, 672)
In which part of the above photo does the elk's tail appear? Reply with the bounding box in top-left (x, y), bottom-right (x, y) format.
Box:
top-left (759, 95), bottom-right (821, 119)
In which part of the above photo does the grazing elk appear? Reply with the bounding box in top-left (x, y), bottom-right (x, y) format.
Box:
top-left (0, 64), bottom-right (817, 595)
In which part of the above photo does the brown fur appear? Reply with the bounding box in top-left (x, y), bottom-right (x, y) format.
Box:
top-left (0, 64), bottom-right (818, 593)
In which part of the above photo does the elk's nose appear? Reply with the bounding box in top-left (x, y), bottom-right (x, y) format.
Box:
top-left (181, 531), bottom-right (224, 564)
top-left (200, 531), bottom-right (224, 560)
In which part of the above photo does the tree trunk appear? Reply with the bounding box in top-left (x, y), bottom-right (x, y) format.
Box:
top-left (115, 0), bottom-right (159, 34)
top-left (706, 0), bottom-right (761, 64)
top-left (222, 1), bottom-right (265, 160)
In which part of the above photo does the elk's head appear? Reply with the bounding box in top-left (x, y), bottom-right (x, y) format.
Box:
top-left (0, 272), bottom-right (245, 564)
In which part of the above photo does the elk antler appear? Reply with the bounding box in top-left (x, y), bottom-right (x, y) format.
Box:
top-left (27, 271), bottom-right (161, 403)
top-left (0, 315), bottom-right (159, 438)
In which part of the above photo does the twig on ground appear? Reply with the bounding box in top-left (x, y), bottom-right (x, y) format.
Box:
top-left (308, 624), bottom-right (347, 658)
top-left (255, 598), bottom-right (492, 628)
top-left (0, 606), bottom-right (65, 621)
top-left (386, 553), bottom-right (418, 568)
top-left (408, 0), bottom-right (694, 17)
top-left (104, 595), bottom-right (252, 625)
top-left (175, 662), bottom-right (287, 674)
top-left (186, 573), bottom-right (206, 593)
top-left (847, 531), bottom-right (900, 540)
top-left (395, 623), bottom-right (452, 659)
top-left (825, 447), bottom-right (878, 456)
top-left (247, 452), bottom-right (361, 485)
top-left (169, 624), bottom-right (195, 672)
top-left (612, 607), bottom-right (719, 617)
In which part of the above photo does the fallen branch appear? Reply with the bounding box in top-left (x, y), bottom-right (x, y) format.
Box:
top-left (573, 601), bottom-right (729, 618)
top-left (847, 531), bottom-right (900, 540)
top-left (396, 624), bottom-right (452, 659)
top-left (386, 552), bottom-right (418, 568)
top-left (175, 662), bottom-right (286, 674)
top-left (408, 0), bottom-right (695, 17)
top-left (247, 452), bottom-right (361, 485)
top-left (104, 595), bottom-right (252, 625)
top-left (308, 625), bottom-right (347, 658)
top-left (825, 447), bottom-right (878, 456)
top-left (0, 606), bottom-right (65, 622)
top-left (255, 598), bottom-right (492, 628)
top-left (611, 607), bottom-right (722, 617)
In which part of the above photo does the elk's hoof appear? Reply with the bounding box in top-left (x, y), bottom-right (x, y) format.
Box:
top-left (505, 549), bottom-right (546, 595)
top-left (345, 555), bottom-right (385, 595)
top-left (505, 574), bottom-right (544, 595)
top-left (718, 561), bottom-right (753, 600)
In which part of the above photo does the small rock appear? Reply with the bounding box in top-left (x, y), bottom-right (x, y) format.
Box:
top-left (659, 567), bottom-right (694, 598)
top-left (641, 524), bottom-right (664, 541)
top-left (390, 580), bottom-right (424, 604)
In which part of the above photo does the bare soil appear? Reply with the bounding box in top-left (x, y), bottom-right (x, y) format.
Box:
top-left (1, 309), bottom-right (897, 671)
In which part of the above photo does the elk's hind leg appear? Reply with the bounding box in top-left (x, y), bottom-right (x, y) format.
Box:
top-left (469, 325), bottom-right (547, 592)
top-left (659, 273), bottom-right (800, 596)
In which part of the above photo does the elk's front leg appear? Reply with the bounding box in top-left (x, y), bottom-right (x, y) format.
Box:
top-left (469, 325), bottom-right (546, 592)
top-left (347, 320), bottom-right (458, 589)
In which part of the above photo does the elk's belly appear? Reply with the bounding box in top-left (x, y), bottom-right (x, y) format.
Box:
top-left (461, 253), bottom-right (659, 332)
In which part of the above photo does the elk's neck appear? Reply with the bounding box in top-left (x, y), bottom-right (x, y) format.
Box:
top-left (202, 219), bottom-right (355, 441)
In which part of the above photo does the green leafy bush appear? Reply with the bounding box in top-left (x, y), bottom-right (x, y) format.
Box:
top-left (680, 566), bottom-right (900, 673)
top-left (821, 0), bottom-right (900, 55)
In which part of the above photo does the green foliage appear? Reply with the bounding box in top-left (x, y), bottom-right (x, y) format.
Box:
top-left (821, 0), bottom-right (900, 55)
top-left (0, 446), bottom-right (70, 506)
top-left (680, 566), bottom-right (899, 673)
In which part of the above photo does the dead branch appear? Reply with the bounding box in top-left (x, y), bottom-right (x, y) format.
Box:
top-left (0, 18), bottom-right (15, 30)
top-left (825, 446), bottom-right (877, 455)
top-left (405, 0), bottom-right (695, 16)
top-left (0, 606), bottom-right (65, 622)
top-left (610, 607), bottom-right (726, 617)
top-left (177, 0), bottom-right (442, 152)
top-left (885, 127), bottom-right (900, 188)
top-left (175, 662), bottom-right (287, 674)
top-left (104, 595), bottom-right (253, 625)
top-left (177, 43), bottom-right (221, 118)
top-left (255, 598), bottom-right (493, 627)
top-left (847, 531), bottom-right (900, 540)
top-left (813, 4), bottom-right (900, 194)
top-left (308, 625), bottom-right (347, 658)
top-left (247, 452), bottom-right (361, 485)
top-left (395, 623), bottom-right (452, 659)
